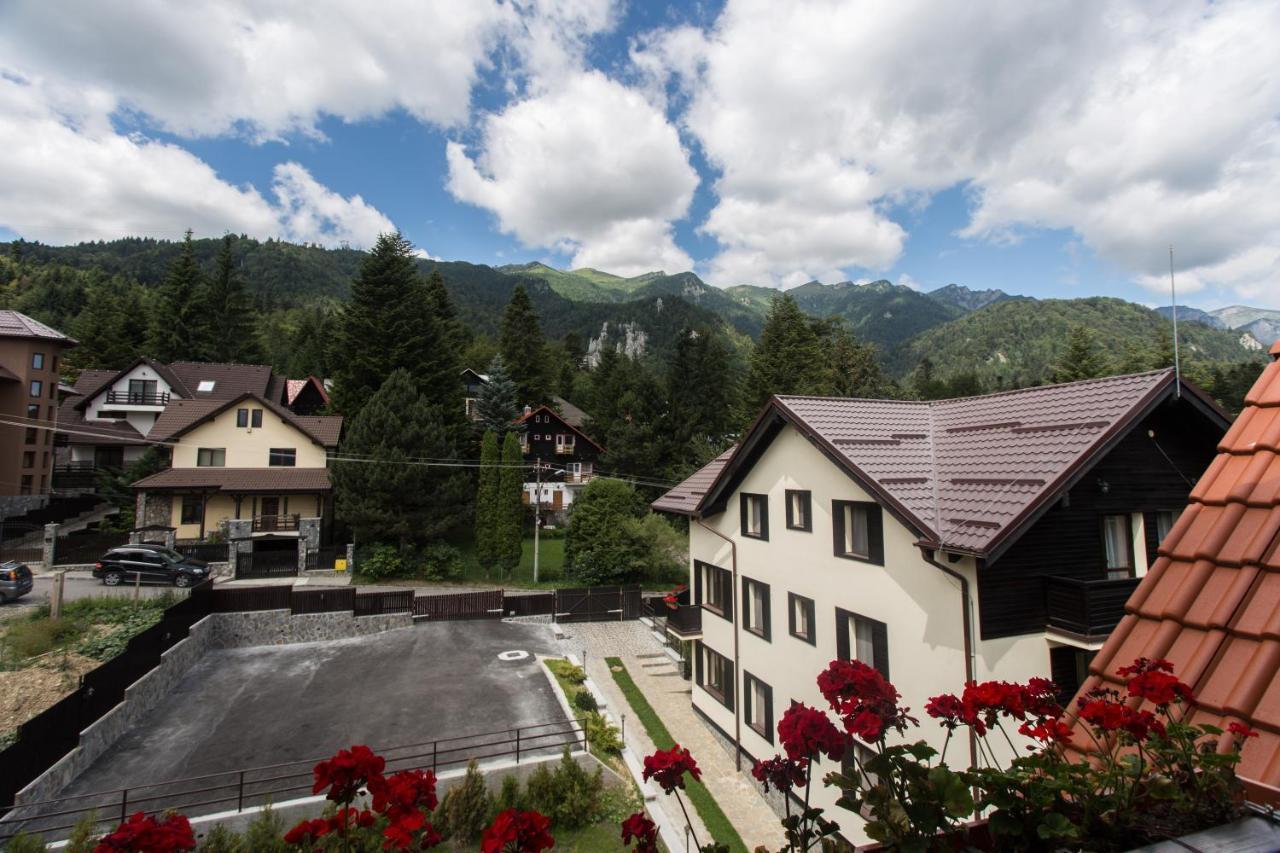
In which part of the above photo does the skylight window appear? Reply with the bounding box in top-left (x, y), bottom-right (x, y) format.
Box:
top-left (196, 380), bottom-right (216, 393)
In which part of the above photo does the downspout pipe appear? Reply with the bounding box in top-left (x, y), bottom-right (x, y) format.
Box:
top-left (695, 517), bottom-right (743, 772)
top-left (921, 548), bottom-right (979, 771)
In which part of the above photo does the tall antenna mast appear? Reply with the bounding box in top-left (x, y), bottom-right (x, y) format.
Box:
top-left (1169, 245), bottom-right (1181, 398)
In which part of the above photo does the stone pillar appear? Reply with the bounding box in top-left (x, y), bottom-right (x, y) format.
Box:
top-left (298, 517), bottom-right (322, 571)
top-left (346, 543), bottom-right (356, 573)
top-left (163, 528), bottom-right (177, 549)
top-left (225, 519), bottom-right (253, 576)
top-left (128, 530), bottom-right (142, 545)
top-left (42, 522), bottom-right (58, 567)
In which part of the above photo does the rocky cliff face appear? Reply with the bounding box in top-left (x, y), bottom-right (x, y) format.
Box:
top-left (585, 320), bottom-right (649, 365)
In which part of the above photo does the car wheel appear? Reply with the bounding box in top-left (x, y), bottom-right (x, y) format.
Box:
top-left (174, 574), bottom-right (194, 588)
top-left (103, 571), bottom-right (124, 587)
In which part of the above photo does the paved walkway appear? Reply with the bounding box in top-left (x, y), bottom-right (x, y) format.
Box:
top-left (557, 621), bottom-right (781, 851)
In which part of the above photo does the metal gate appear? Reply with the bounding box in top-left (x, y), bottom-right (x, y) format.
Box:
top-left (0, 522), bottom-right (43, 564)
top-left (236, 541), bottom-right (298, 579)
top-left (553, 585), bottom-right (642, 623)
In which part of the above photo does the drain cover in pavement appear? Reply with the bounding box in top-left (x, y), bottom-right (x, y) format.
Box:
top-left (498, 650), bottom-right (530, 661)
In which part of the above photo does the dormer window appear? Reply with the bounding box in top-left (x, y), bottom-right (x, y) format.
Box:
top-left (197, 380), bottom-right (216, 393)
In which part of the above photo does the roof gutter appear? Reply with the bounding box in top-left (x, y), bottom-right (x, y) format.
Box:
top-left (694, 517), bottom-right (743, 772)
top-left (920, 547), bottom-right (978, 771)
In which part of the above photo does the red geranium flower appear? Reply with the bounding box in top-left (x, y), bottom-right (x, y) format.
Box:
top-left (1126, 670), bottom-right (1192, 707)
top-left (1078, 699), bottom-right (1165, 741)
top-left (925, 693), bottom-right (966, 730)
top-left (1117, 657), bottom-right (1175, 677)
top-left (94, 812), bottom-right (196, 853)
top-left (643, 745), bottom-right (702, 793)
top-left (816, 660), bottom-right (914, 743)
top-left (752, 756), bottom-right (808, 794)
top-left (311, 744), bottom-right (386, 802)
top-left (481, 809), bottom-right (555, 853)
top-left (777, 703), bottom-right (846, 762)
top-left (283, 817), bottom-right (332, 847)
top-left (620, 811), bottom-right (659, 852)
top-left (1228, 721), bottom-right (1259, 740)
top-left (1018, 718), bottom-right (1074, 746)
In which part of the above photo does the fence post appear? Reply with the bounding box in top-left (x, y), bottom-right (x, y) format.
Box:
top-left (120, 788), bottom-right (128, 823)
top-left (432, 741), bottom-right (437, 773)
top-left (516, 728), bottom-right (521, 764)
top-left (42, 522), bottom-right (57, 567)
top-left (237, 770), bottom-right (245, 812)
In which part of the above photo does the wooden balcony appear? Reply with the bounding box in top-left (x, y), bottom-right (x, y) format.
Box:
top-left (554, 444), bottom-right (576, 455)
top-left (253, 514), bottom-right (300, 532)
top-left (1044, 575), bottom-right (1141, 639)
top-left (666, 602), bottom-right (703, 637)
top-left (104, 390), bottom-right (170, 407)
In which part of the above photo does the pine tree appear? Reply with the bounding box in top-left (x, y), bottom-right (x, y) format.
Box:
top-left (205, 234), bottom-right (263, 363)
top-left (330, 232), bottom-right (460, 417)
top-left (825, 325), bottom-right (895, 398)
top-left (743, 293), bottom-right (826, 413)
top-left (332, 369), bottom-right (471, 546)
top-left (477, 354), bottom-right (519, 434)
top-left (147, 230), bottom-right (211, 361)
top-left (425, 267), bottom-right (466, 353)
top-left (1052, 325), bottom-right (1109, 383)
top-left (666, 327), bottom-right (738, 469)
top-left (69, 276), bottom-right (147, 370)
top-left (475, 430), bottom-right (501, 575)
top-left (496, 431), bottom-right (526, 578)
top-left (498, 284), bottom-right (549, 405)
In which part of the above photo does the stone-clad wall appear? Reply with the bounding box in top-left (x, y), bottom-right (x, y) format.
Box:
top-left (14, 610), bottom-right (411, 806)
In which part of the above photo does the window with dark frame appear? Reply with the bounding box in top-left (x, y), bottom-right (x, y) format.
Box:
top-left (742, 576), bottom-right (771, 640)
top-left (1153, 510), bottom-right (1178, 544)
top-left (22, 452), bottom-right (34, 469)
top-left (785, 489), bottom-right (811, 531)
top-left (24, 427), bottom-right (36, 445)
top-left (832, 500), bottom-right (883, 563)
top-left (236, 408), bottom-right (248, 427)
top-left (196, 448), bottom-right (226, 467)
top-left (31, 352), bottom-right (44, 370)
top-left (20, 475), bottom-right (32, 495)
top-left (695, 643), bottom-right (735, 710)
top-left (1102, 514), bottom-right (1134, 579)
top-left (835, 607), bottom-right (889, 677)
top-left (743, 672), bottom-right (774, 742)
top-left (29, 379), bottom-right (41, 398)
top-left (180, 495), bottom-right (203, 525)
top-left (251, 409), bottom-right (263, 428)
top-left (696, 560), bottom-right (733, 620)
top-left (788, 592), bottom-right (816, 644)
top-left (26, 403), bottom-right (39, 421)
top-left (269, 448), bottom-right (297, 467)
top-left (740, 493), bottom-right (769, 539)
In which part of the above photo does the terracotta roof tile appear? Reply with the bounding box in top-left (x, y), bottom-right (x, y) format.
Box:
top-left (1068, 350), bottom-right (1280, 802)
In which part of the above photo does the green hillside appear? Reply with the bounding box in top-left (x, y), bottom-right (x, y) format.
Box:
top-left (892, 296), bottom-right (1264, 384)
top-left (498, 262), bottom-right (665, 303)
top-left (788, 279), bottom-right (963, 351)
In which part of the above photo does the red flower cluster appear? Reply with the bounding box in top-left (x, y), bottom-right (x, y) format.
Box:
top-left (1078, 699), bottom-right (1166, 741)
top-left (752, 755), bottom-right (808, 794)
top-left (817, 660), bottom-right (912, 743)
top-left (663, 584), bottom-right (686, 610)
top-left (620, 811), bottom-right (659, 852)
top-left (370, 769), bottom-right (441, 850)
top-left (1018, 718), bottom-right (1074, 745)
top-left (94, 812), bottom-right (195, 852)
top-left (643, 745), bottom-right (702, 793)
top-left (926, 678), bottom-right (1061, 737)
top-left (1228, 721), bottom-right (1259, 740)
top-left (283, 808), bottom-right (379, 847)
top-left (311, 744), bottom-right (386, 802)
top-left (1126, 671), bottom-right (1192, 707)
top-left (481, 809), bottom-right (555, 853)
top-left (777, 703), bottom-right (846, 763)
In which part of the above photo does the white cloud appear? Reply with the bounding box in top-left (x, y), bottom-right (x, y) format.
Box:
top-left (638, 0), bottom-right (1280, 301)
top-left (446, 71), bottom-right (698, 275)
top-left (0, 77), bottom-right (394, 249)
top-left (897, 273), bottom-right (921, 291)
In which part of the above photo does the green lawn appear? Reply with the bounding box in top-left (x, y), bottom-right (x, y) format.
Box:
top-left (605, 657), bottom-right (749, 853)
top-left (456, 536), bottom-right (569, 588)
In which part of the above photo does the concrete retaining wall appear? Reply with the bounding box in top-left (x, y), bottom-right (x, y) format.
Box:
top-left (15, 609), bottom-right (411, 806)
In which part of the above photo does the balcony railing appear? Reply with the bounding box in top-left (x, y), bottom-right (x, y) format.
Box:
top-left (555, 444), bottom-right (576, 455)
top-left (1043, 575), bottom-right (1141, 638)
top-left (564, 471), bottom-right (594, 485)
top-left (105, 390), bottom-right (171, 406)
top-left (253, 514), bottom-right (300, 532)
top-left (666, 602), bottom-right (703, 637)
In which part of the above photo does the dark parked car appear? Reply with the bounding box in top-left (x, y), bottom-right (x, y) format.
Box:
top-left (93, 545), bottom-right (211, 588)
top-left (0, 560), bottom-right (33, 603)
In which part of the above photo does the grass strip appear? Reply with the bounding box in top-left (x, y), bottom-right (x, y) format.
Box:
top-left (604, 656), bottom-right (748, 853)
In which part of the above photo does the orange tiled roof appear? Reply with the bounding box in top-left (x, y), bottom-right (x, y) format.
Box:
top-left (1073, 341), bottom-right (1280, 804)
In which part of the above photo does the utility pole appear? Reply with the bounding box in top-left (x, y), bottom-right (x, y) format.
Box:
top-left (1169, 246), bottom-right (1181, 399)
top-left (532, 459), bottom-right (542, 583)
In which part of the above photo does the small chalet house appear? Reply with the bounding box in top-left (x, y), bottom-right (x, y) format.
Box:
top-left (516, 404), bottom-right (604, 514)
top-left (652, 369), bottom-right (1228, 826)
top-left (131, 393), bottom-right (341, 542)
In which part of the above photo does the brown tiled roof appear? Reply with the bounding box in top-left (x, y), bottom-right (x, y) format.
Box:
top-left (651, 447), bottom-right (736, 514)
top-left (1071, 342), bottom-right (1280, 805)
top-left (168, 362), bottom-right (275, 399)
top-left (0, 310), bottom-right (76, 345)
top-left (72, 358), bottom-right (190, 410)
top-left (656, 369), bottom-right (1228, 557)
top-left (552, 396), bottom-right (587, 429)
top-left (69, 369), bottom-right (118, 396)
top-left (132, 467), bottom-right (331, 493)
top-left (149, 393), bottom-right (342, 448)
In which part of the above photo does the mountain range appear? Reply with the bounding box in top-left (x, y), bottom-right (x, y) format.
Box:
top-left (1, 238), bottom-right (1270, 385)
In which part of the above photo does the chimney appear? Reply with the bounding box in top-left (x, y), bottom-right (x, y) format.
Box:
top-left (523, 405), bottom-right (532, 416)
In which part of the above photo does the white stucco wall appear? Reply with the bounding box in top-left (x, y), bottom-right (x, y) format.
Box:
top-left (84, 364), bottom-right (176, 421)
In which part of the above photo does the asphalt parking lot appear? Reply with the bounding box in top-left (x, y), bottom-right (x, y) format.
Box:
top-left (52, 620), bottom-right (570, 805)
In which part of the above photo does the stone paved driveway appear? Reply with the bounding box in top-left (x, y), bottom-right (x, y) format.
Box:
top-left (556, 621), bottom-right (782, 851)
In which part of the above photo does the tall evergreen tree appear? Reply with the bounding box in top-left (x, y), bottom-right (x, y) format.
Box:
top-left (475, 430), bottom-right (501, 575)
top-left (425, 267), bottom-right (466, 353)
top-left (666, 327), bottom-right (738, 463)
top-left (498, 284), bottom-right (549, 405)
top-left (147, 230), bottom-right (211, 362)
top-left (332, 369), bottom-right (471, 546)
top-left (477, 354), bottom-right (520, 434)
top-left (744, 294), bottom-right (826, 413)
top-left (824, 325), bottom-right (896, 398)
top-left (496, 431), bottom-right (526, 578)
top-left (330, 233), bottom-right (459, 417)
top-left (1052, 325), bottom-right (1109, 383)
top-left (205, 234), bottom-right (263, 363)
top-left (69, 276), bottom-right (147, 370)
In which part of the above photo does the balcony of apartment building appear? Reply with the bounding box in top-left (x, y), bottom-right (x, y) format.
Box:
top-left (253, 513), bottom-right (301, 533)
top-left (1043, 575), bottom-right (1141, 644)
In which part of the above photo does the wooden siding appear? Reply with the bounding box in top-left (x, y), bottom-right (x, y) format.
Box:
top-left (521, 408), bottom-right (600, 466)
top-left (977, 399), bottom-right (1223, 640)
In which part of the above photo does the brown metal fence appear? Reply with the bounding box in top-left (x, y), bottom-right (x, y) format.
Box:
top-left (211, 585), bottom-right (293, 613)
top-left (413, 589), bottom-right (504, 620)
top-left (354, 590), bottom-right (414, 617)
top-left (503, 593), bottom-right (556, 617)
top-left (290, 587), bottom-right (356, 614)
top-left (53, 530), bottom-right (127, 566)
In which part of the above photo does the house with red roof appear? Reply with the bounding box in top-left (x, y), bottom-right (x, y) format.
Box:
top-left (652, 368), bottom-right (1228, 830)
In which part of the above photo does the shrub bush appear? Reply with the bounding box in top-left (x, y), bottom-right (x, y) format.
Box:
top-left (573, 690), bottom-right (598, 713)
top-left (494, 774), bottom-right (523, 816)
top-left (561, 664), bottom-right (587, 685)
top-left (357, 544), bottom-right (407, 580)
top-left (584, 712), bottom-right (623, 755)
top-left (439, 759), bottom-right (492, 841)
top-left (235, 804), bottom-right (291, 853)
top-left (416, 543), bottom-right (463, 581)
top-left (3, 832), bottom-right (47, 852)
top-left (547, 748), bottom-right (605, 830)
top-left (6, 618), bottom-right (80, 658)
top-left (522, 763), bottom-right (558, 818)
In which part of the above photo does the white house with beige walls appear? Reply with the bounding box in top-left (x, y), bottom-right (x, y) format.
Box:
top-left (653, 370), bottom-right (1228, 837)
top-left (132, 393), bottom-right (341, 542)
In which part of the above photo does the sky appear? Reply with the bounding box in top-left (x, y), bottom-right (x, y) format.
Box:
top-left (1, 0), bottom-right (1278, 310)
